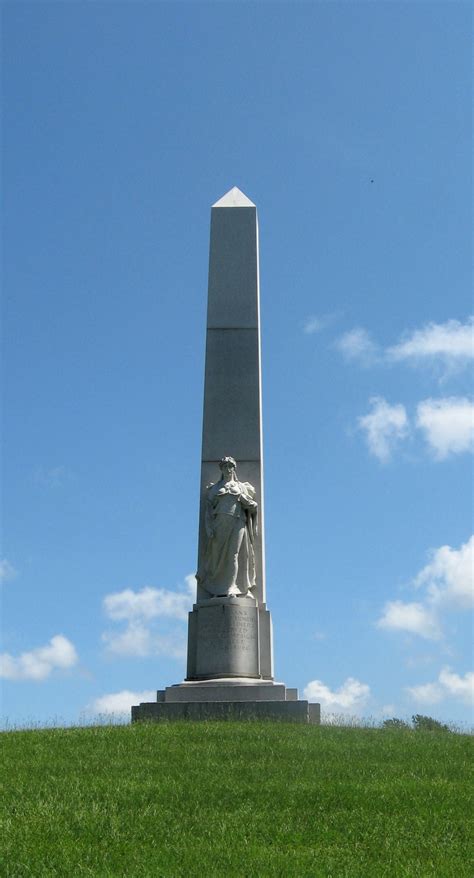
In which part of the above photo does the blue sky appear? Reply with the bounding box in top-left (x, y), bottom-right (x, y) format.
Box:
top-left (2, 1), bottom-right (472, 727)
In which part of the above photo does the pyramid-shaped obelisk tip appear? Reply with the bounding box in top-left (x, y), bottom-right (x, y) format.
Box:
top-left (212, 186), bottom-right (255, 207)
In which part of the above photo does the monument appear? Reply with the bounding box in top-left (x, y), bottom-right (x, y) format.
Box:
top-left (132, 187), bottom-right (320, 723)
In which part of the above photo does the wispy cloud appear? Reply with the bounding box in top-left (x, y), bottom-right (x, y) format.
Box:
top-left (34, 465), bottom-right (73, 488)
top-left (416, 397), bottom-right (474, 459)
top-left (407, 668), bottom-right (474, 706)
top-left (303, 312), bottom-right (340, 335)
top-left (0, 559), bottom-right (17, 584)
top-left (102, 623), bottom-right (186, 659)
top-left (102, 575), bottom-right (195, 659)
top-left (335, 327), bottom-right (379, 365)
top-left (357, 396), bottom-right (409, 462)
top-left (88, 689), bottom-right (156, 718)
top-left (387, 317), bottom-right (474, 368)
top-left (0, 635), bottom-right (78, 681)
top-left (377, 535), bottom-right (473, 641)
top-left (303, 676), bottom-right (370, 713)
top-left (406, 680), bottom-right (444, 704)
top-left (336, 316), bottom-right (473, 376)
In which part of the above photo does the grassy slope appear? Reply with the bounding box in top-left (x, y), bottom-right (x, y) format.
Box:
top-left (1, 721), bottom-right (472, 877)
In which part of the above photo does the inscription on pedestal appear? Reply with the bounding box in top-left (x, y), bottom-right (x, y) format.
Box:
top-left (199, 607), bottom-right (253, 652)
top-left (195, 603), bottom-right (259, 678)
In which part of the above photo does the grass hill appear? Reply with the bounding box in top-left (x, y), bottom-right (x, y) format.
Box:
top-left (1, 720), bottom-right (472, 877)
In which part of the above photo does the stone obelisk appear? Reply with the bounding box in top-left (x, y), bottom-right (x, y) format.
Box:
top-left (187, 186), bottom-right (272, 680)
top-left (132, 188), bottom-right (319, 723)
top-left (198, 186), bottom-right (265, 606)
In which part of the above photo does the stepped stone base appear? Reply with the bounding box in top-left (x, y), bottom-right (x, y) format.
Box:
top-left (131, 678), bottom-right (320, 724)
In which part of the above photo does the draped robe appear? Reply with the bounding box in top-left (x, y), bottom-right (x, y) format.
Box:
top-left (197, 478), bottom-right (258, 597)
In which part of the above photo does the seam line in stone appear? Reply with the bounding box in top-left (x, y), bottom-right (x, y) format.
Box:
top-left (207, 327), bottom-right (258, 331)
top-left (202, 459), bottom-right (261, 463)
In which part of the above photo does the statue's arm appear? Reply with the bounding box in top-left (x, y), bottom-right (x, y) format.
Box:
top-left (239, 483), bottom-right (258, 510)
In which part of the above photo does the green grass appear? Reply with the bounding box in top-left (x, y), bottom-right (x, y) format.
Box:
top-left (1, 721), bottom-right (472, 877)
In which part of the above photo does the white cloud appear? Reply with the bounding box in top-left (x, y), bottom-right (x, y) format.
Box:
top-left (303, 676), bottom-right (370, 712)
top-left (406, 681), bottom-right (444, 704)
top-left (377, 536), bottom-right (473, 642)
top-left (357, 396), bottom-right (409, 461)
top-left (414, 535), bottom-right (474, 610)
top-left (102, 623), bottom-right (186, 659)
top-left (0, 635), bottom-right (78, 681)
top-left (89, 689), bottom-right (156, 717)
top-left (438, 668), bottom-right (474, 704)
top-left (102, 575), bottom-right (194, 660)
top-left (102, 621), bottom-right (153, 657)
top-left (335, 327), bottom-right (378, 365)
top-left (416, 397), bottom-right (474, 459)
top-left (0, 559), bottom-right (17, 583)
top-left (303, 312), bottom-right (339, 335)
top-left (103, 576), bottom-right (195, 623)
top-left (387, 317), bottom-right (474, 367)
top-left (376, 600), bottom-right (442, 640)
top-left (357, 396), bottom-right (473, 462)
top-left (336, 317), bottom-right (473, 376)
top-left (407, 668), bottom-right (474, 706)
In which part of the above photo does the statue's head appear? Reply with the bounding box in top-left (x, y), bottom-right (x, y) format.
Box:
top-left (219, 456), bottom-right (236, 474)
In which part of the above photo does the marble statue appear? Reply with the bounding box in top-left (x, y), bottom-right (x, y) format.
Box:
top-left (197, 456), bottom-right (258, 597)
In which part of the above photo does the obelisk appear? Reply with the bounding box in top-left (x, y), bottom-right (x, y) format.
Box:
top-left (198, 186), bottom-right (265, 606)
top-left (187, 186), bottom-right (272, 680)
top-left (131, 188), bottom-right (320, 723)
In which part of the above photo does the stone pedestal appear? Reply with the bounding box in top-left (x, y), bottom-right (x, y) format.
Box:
top-left (186, 596), bottom-right (272, 680)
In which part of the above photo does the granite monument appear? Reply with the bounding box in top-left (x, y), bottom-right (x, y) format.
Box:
top-left (132, 187), bottom-right (320, 723)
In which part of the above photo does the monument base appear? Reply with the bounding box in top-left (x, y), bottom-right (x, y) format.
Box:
top-left (131, 678), bottom-right (320, 724)
top-left (186, 597), bottom-right (273, 680)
